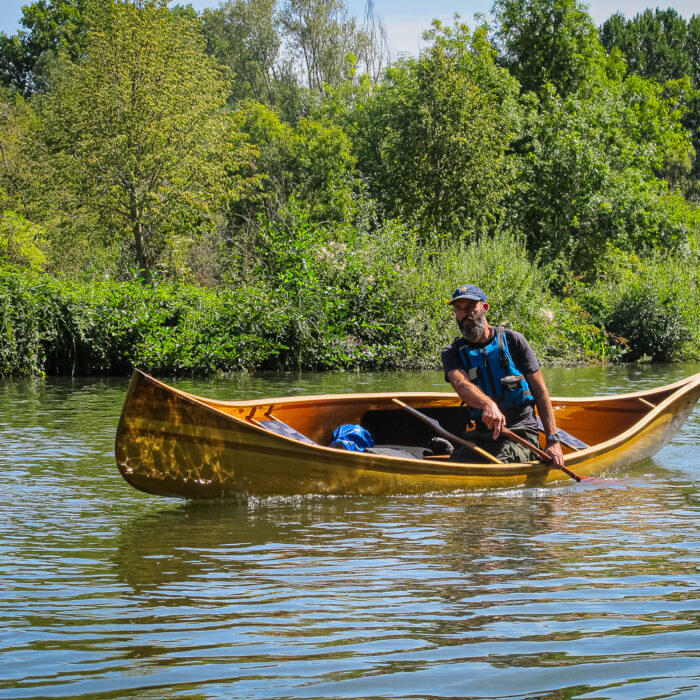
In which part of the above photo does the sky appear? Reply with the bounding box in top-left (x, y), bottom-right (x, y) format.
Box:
top-left (0, 0), bottom-right (698, 56)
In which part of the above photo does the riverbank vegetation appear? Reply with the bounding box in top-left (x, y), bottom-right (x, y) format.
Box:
top-left (1, 0), bottom-right (699, 376)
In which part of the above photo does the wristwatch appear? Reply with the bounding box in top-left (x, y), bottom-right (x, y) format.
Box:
top-left (546, 433), bottom-right (561, 444)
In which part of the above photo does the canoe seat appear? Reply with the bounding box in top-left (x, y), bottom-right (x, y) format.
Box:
top-left (535, 417), bottom-right (588, 450)
top-left (254, 417), bottom-right (317, 445)
top-left (368, 445), bottom-right (428, 459)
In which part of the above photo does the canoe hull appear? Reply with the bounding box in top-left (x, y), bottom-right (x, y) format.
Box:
top-left (115, 371), bottom-right (700, 499)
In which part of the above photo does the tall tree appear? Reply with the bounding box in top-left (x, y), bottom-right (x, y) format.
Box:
top-left (357, 0), bottom-right (389, 83)
top-left (235, 99), bottom-right (357, 224)
top-left (41, 0), bottom-right (258, 279)
top-left (0, 90), bottom-right (47, 270)
top-left (510, 76), bottom-right (694, 273)
top-left (600, 9), bottom-right (692, 83)
top-left (279, 0), bottom-right (376, 91)
top-left (203, 0), bottom-right (280, 105)
top-left (0, 91), bottom-right (41, 218)
top-left (351, 21), bottom-right (521, 242)
top-left (600, 10), bottom-right (700, 199)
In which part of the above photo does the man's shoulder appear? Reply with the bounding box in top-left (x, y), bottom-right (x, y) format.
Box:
top-left (443, 336), bottom-right (467, 353)
top-left (500, 327), bottom-right (539, 372)
top-left (441, 336), bottom-right (468, 376)
top-left (502, 328), bottom-right (530, 347)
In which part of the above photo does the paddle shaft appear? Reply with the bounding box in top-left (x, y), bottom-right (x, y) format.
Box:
top-left (500, 427), bottom-right (584, 482)
top-left (392, 398), bottom-right (585, 482)
top-left (392, 399), bottom-right (503, 465)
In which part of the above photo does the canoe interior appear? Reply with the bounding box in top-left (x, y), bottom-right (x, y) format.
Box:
top-left (205, 389), bottom-right (684, 446)
top-left (199, 389), bottom-right (665, 456)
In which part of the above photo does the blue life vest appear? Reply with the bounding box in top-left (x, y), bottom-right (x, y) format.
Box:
top-left (458, 326), bottom-right (534, 419)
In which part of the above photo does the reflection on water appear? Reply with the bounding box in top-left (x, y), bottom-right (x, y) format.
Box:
top-left (1, 364), bottom-right (699, 698)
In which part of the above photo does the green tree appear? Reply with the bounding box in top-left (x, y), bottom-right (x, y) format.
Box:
top-left (690, 16), bottom-right (700, 81)
top-left (0, 209), bottom-right (46, 270)
top-left (0, 0), bottom-right (88, 95)
top-left (600, 9), bottom-right (700, 199)
top-left (511, 77), bottom-right (694, 274)
top-left (493, 0), bottom-right (607, 97)
top-left (40, 0), bottom-right (258, 280)
top-left (600, 9), bottom-right (692, 82)
top-left (489, 1), bottom-right (696, 273)
top-left (202, 0), bottom-right (280, 105)
top-left (233, 100), bottom-right (356, 226)
top-left (351, 20), bottom-right (521, 242)
top-left (0, 91), bottom-right (42, 219)
top-left (279, 0), bottom-right (378, 91)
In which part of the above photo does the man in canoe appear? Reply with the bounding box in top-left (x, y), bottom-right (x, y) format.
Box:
top-left (442, 284), bottom-right (565, 467)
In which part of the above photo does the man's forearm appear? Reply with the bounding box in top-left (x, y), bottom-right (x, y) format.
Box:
top-left (447, 368), bottom-right (506, 437)
top-left (527, 370), bottom-right (558, 433)
top-left (446, 369), bottom-right (492, 409)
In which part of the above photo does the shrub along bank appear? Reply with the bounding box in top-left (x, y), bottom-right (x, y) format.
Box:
top-left (2, 230), bottom-right (697, 377)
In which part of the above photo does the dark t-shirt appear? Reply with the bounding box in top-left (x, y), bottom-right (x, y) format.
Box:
top-left (441, 328), bottom-right (540, 431)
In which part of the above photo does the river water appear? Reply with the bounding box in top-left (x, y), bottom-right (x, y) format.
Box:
top-left (1, 363), bottom-right (699, 699)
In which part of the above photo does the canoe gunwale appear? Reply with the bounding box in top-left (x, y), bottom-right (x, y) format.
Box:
top-left (183, 371), bottom-right (700, 410)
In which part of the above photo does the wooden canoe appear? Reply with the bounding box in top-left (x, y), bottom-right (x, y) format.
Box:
top-left (115, 369), bottom-right (700, 499)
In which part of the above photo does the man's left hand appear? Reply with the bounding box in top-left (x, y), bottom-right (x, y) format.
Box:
top-left (545, 442), bottom-right (565, 468)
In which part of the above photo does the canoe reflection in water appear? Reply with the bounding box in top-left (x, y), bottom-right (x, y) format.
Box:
top-left (113, 494), bottom-right (566, 596)
top-left (113, 477), bottom-right (669, 598)
top-left (114, 370), bottom-right (700, 499)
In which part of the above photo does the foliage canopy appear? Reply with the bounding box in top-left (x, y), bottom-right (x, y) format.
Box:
top-left (0, 0), bottom-right (698, 373)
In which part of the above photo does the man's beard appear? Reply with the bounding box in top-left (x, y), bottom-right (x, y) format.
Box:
top-left (461, 312), bottom-right (487, 343)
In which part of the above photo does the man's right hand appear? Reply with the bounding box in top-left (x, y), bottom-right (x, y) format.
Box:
top-left (481, 400), bottom-right (506, 439)
top-left (447, 369), bottom-right (506, 440)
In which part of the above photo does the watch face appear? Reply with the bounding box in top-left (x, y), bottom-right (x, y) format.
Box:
top-left (548, 434), bottom-right (561, 443)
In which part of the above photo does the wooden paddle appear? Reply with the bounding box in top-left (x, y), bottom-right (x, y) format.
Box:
top-left (500, 427), bottom-right (585, 482)
top-left (391, 399), bottom-right (503, 465)
top-left (392, 398), bottom-right (586, 482)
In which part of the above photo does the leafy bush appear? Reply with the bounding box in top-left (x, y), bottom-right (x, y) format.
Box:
top-left (1, 230), bottom-right (698, 377)
top-left (251, 205), bottom-right (443, 370)
top-left (0, 270), bottom-right (288, 376)
top-left (0, 270), bottom-right (52, 375)
top-left (578, 247), bottom-right (700, 361)
top-left (607, 286), bottom-right (687, 361)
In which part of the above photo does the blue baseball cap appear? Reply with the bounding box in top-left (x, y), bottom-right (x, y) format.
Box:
top-left (448, 284), bottom-right (487, 305)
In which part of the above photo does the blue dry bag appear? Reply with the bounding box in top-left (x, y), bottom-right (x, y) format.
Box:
top-left (329, 424), bottom-right (374, 452)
